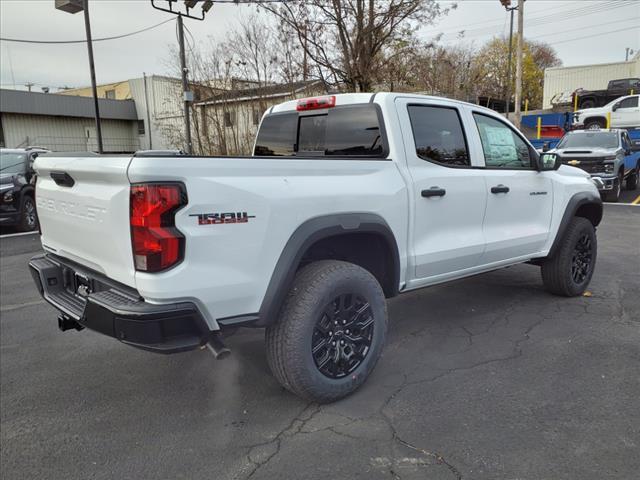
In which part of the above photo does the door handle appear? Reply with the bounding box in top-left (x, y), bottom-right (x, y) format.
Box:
top-left (491, 184), bottom-right (510, 194)
top-left (422, 187), bottom-right (446, 198)
top-left (50, 171), bottom-right (75, 188)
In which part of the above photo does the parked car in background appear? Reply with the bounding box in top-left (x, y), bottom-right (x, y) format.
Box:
top-left (550, 129), bottom-right (640, 202)
top-left (0, 147), bottom-right (48, 231)
top-left (573, 78), bottom-right (640, 109)
top-left (29, 93), bottom-right (603, 403)
top-left (572, 95), bottom-right (640, 130)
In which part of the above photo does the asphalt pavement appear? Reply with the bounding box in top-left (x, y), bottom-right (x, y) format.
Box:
top-left (1, 205), bottom-right (639, 480)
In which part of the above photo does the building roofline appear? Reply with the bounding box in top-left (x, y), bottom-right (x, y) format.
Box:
top-left (0, 88), bottom-right (138, 120)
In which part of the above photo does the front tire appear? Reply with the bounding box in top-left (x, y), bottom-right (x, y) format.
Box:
top-left (584, 118), bottom-right (605, 130)
top-left (626, 164), bottom-right (639, 190)
top-left (18, 195), bottom-right (38, 232)
top-left (541, 217), bottom-right (597, 297)
top-left (265, 260), bottom-right (388, 403)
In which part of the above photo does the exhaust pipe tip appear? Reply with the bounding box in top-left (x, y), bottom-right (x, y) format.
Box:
top-left (205, 335), bottom-right (231, 360)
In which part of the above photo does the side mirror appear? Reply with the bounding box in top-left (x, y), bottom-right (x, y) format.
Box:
top-left (542, 141), bottom-right (550, 152)
top-left (538, 152), bottom-right (561, 171)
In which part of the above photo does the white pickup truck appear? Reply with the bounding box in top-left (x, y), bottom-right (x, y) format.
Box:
top-left (572, 94), bottom-right (640, 130)
top-left (30, 93), bottom-right (603, 403)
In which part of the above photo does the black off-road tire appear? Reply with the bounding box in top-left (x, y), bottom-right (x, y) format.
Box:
top-left (541, 217), bottom-right (597, 297)
top-left (265, 260), bottom-right (388, 403)
top-left (18, 195), bottom-right (38, 232)
top-left (626, 164), bottom-right (638, 190)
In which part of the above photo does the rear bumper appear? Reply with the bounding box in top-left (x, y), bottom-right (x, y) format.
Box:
top-left (29, 254), bottom-right (212, 354)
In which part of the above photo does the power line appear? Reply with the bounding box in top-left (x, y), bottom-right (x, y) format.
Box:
top-left (546, 25), bottom-right (640, 46)
top-left (0, 18), bottom-right (175, 44)
top-left (529, 16), bottom-right (639, 41)
top-left (435, 0), bottom-right (632, 38)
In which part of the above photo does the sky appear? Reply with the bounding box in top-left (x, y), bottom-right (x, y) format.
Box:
top-left (1, 0), bottom-right (639, 92)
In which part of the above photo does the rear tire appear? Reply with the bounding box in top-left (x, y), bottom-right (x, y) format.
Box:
top-left (541, 217), bottom-right (597, 297)
top-left (265, 260), bottom-right (388, 403)
top-left (18, 195), bottom-right (38, 232)
top-left (580, 99), bottom-right (596, 109)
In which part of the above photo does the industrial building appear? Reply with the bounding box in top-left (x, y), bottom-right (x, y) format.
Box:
top-left (58, 75), bottom-right (195, 151)
top-left (0, 89), bottom-right (140, 152)
top-left (543, 52), bottom-right (640, 109)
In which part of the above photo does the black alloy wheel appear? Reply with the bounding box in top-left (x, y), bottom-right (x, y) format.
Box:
top-left (20, 196), bottom-right (38, 231)
top-left (311, 293), bottom-right (374, 379)
top-left (571, 233), bottom-right (593, 284)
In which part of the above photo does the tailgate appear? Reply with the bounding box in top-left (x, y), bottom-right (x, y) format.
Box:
top-left (34, 155), bottom-right (136, 287)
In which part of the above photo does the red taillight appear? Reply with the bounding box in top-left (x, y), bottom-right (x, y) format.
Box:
top-left (130, 183), bottom-right (186, 272)
top-left (296, 95), bottom-right (336, 111)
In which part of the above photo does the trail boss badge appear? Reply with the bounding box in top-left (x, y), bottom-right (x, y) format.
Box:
top-left (190, 212), bottom-right (256, 225)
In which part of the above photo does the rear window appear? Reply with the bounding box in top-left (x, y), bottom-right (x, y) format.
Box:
top-left (254, 105), bottom-right (386, 158)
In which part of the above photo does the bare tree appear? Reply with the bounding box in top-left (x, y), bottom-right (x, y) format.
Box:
top-left (163, 14), bottom-right (307, 156)
top-left (259, 0), bottom-right (452, 92)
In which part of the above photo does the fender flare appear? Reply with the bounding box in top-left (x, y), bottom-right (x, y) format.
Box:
top-left (547, 191), bottom-right (602, 259)
top-left (251, 213), bottom-right (400, 328)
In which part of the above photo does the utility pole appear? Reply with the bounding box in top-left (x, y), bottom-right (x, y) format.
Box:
top-left (514, 0), bottom-right (524, 129)
top-left (150, 0), bottom-right (216, 155)
top-left (177, 15), bottom-right (193, 154)
top-left (55, 0), bottom-right (104, 153)
top-left (505, 9), bottom-right (514, 119)
top-left (24, 82), bottom-right (34, 92)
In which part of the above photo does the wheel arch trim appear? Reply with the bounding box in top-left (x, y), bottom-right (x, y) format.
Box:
top-left (547, 192), bottom-right (602, 259)
top-left (255, 213), bottom-right (400, 327)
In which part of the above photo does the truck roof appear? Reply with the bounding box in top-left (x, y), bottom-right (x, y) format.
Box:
top-left (270, 92), bottom-right (496, 115)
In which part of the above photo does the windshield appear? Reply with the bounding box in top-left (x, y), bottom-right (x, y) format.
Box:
top-left (557, 132), bottom-right (619, 149)
top-left (0, 152), bottom-right (27, 174)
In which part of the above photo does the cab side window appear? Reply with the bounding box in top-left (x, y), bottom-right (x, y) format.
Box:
top-left (473, 113), bottom-right (533, 169)
top-left (618, 96), bottom-right (638, 109)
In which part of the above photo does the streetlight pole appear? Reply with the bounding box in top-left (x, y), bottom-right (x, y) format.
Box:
top-left (55, 0), bottom-right (104, 153)
top-left (82, 0), bottom-right (104, 153)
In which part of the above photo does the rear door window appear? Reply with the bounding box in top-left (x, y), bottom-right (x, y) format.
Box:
top-left (407, 105), bottom-right (470, 167)
top-left (254, 104), bottom-right (386, 158)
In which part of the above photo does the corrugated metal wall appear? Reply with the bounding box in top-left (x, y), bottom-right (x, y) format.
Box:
top-left (128, 76), bottom-right (183, 151)
top-left (543, 57), bottom-right (640, 109)
top-left (0, 113), bottom-right (139, 152)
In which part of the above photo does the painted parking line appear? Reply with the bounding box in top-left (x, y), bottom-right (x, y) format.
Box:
top-left (0, 231), bottom-right (39, 238)
top-left (632, 195), bottom-right (640, 205)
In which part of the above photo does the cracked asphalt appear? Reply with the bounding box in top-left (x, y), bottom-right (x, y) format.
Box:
top-left (1, 205), bottom-right (639, 480)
